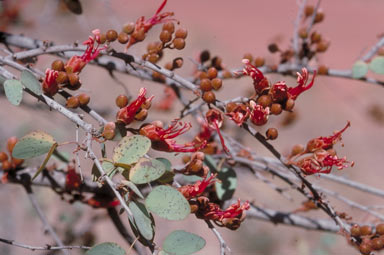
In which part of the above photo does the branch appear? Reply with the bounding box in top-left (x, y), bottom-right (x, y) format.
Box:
top-left (0, 238), bottom-right (90, 252)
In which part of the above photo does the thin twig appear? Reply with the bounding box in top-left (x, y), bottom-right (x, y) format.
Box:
top-left (0, 238), bottom-right (90, 251)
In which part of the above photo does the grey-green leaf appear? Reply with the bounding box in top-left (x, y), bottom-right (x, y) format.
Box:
top-left (20, 70), bottom-right (42, 95)
top-left (352, 60), bottom-right (368, 79)
top-left (128, 201), bottom-right (155, 240)
top-left (113, 135), bottom-right (151, 165)
top-left (85, 242), bottom-right (126, 255)
top-left (145, 185), bottom-right (190, 221)
top-left (215, 167), bottom-right (237, 201)
top-left (369, 56), bottom-right (384, 74)
top-left (163, 230), bottom-right (206, 255)
top-left (12, 131), bottom-right (56, 159)
top-left (4, 79), bottom-right (23, 106)
top-left (129, 158), bottom-right (166, 184)
top-left (121, 180), bottom-right (144, 199)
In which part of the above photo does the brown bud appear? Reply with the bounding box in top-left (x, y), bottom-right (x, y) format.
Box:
top-left (360, 225), bottom-right (372, 236)
top-left (376, 223), bottom-right (384, 235)
top-left (314, 11), bottom-right (324, 23)
top-left (68, 73), bottom-right (80, 88)
top-left (304, 5), bottom-right (314, 17)
top-left (160, 30), bottom-right (172, 43)
top-left (142, 98), bottom-right (152, 110)
top-left (189, 159), bottom-right (203, 173)
top-left (51, 60), bottom-right (65, 71)
top-left (1, 160), bottom-right (11, 171)
top-left (284, 99), bottom-right (295, 111)
top-left (164, 62), bottom-right (173, 70)
top-left (132, 27), bottom-right (146, 41)
top-left (200, 50), bottom-right (210, 63)
top-left (173, 38), bottom-right (185, 50)
top-left (175, 28), bottom-right (188, 39)
top-left (198, 71), bottom-right (208, 80)
top-left (192, 152), bottom-right (205, 161)
top-left (66, 96), bottom-right (80, 108)
top-left (359, 243), bottom-right (372, 255)
top-left (291, 144), bottom-right (304, 156)
top-left (118, 32), bottom-right (129, 44)
top-left (222, 70), bottom-right (232, 78)
top-left (56, 71), bottom-right (68, 84)
top-left (12, 158), bottom-right (24, 168)
top-left (172, 57), bottom-right (183, 69)
top-left (135, 109), bottom-right (148, 121)
top-left (106, 29), bottom-right (118, 42)
top-left (257, 95), bottom-right (272, 108)
top-left (200, 78), bottom-right (212, 92)
top-left (78, 93), bottom-right (90, 106)
top-left (98, 33), bottom-right (107, 44)
top-left (103, 128), bottom-right (115, 140)
top-left (7, 137), bottom-right (18, 154)
top-left (162, 22), bottom-right (175, 33)
top-left (116, 95), bottom-right (129, 108)
top-left (182, 155), bottom-right (191, 164)
top-left (202, 91), bottom-right (216, 104)
top-left (254, 57), bottom-right (265, 67)
top-left (310, 32), bottom-right (322, 44)
top-left (147, 53), bottom-right (159, 64)
top-left (316, 41), bottom-right (329, 53)
top-left (298, 27), bottom-right (308, 39)
top-left (266, 128), bottom-right (278, 140)
top-left (211, 78), bottom-right (222, 90)
top-left (270, 103), bottom-right (282, 115)
top-left (317, 65), bottom-right (328, 75)
top-left (226, 102), bottom-right (237, 113)
top-left (207, 67), bottom-right (218, 79)
top-left (0, 152), bottom-right (8, 162)
top-left (371, 238), bottom-right (383, 250)
top-left (123, 22), bottom-right (135, 34)
top-left (268, 43), bottom-right (279, 53)
top-left (350, 224), bottom-right (361, 237)
top-left (243, 53), bottom-right (253, 63)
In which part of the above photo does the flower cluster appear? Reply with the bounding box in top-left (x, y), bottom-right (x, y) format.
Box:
top-left (117, 88), bottom-right (153, 125)
top-left (288, 122), bottom-right (354, 175)
top-left (139, 120), bottom-right (206, 153)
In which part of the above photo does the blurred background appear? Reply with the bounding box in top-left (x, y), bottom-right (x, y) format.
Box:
top-left (1, 0), bottom-right (384, 254)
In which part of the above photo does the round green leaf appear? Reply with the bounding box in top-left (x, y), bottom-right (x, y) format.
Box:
top-left (369, 56), bottom-right (384, 74)
top-left (145, 185), bottom-right (190, 220)
top-left (129, 158), bottom-right (166, 184)
top-left (113, 135), bottom-right (151, 165)
top-left (121, 180), bottom-right (144, 199)
top-left (20, 70), bottom-right (42, 95)
top-left (163, 230), bottom-right (206, 255)
top-left (85, 242), bottom-right (125, 255)
top-left (4, 79), bottom-right (23, 106)
top-left (12, 131), bottom-right (56, 159)
top-left (156, 158), bottom-right (175, 184)
top-left (352, 60), bottom-right (368, 79)
top-left (215, 167), bottom-right (237, 201)
top-left (128, 201), bottom-right (155, 240)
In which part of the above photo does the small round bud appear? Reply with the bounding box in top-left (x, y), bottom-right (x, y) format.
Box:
top-left (200, 50), bottom-right (210, 63)
top-left (310, 32), bottom-right (322, 43)
top-left (207, 67), bottom-right (218, 79)
top-left (152, 72), bottom-right (166, 82)
top-left (254, 57), bottom-right (265, 67)
top-left (147, 41), bottom-right (163, 53)
top-left (359, 243), bottom-right (372, 255)
top-left (198, 71), bottom-right (208, 80)
top-left (148, 53), bottom-right (159, 64)
top-left (189, 159), bottom-right (203, 173)
top-left (173, 38), bottom-right (185, 50)
top-left (257, 95), bottom-right (273, 108)
top-left (268, 43), bottom-right (279, 53)
top-left (164, 62), bottom-right (173, 70)
top-left (182, 155), bottom-right (191, 164)
top-left (51, 60), bottom-right (65, 71)
top-left (116, 95), bottom-right (129, 108)
top-left (162, 22), bottom-right (175, 33)
top-left (371, 238), bottom-right (384, 250)
top-left (284, 99), bottom-right (295, 111)
top-left (243, 53), bottom-right (253, 63)
top-left (106, 29), bottom-right (118, 42)
top-left (211, 78), bottom-right (222, 90)
top-left (270, 103), bottom-right (282, 115)
top-left (202, 91), bottom-right (216, 104)
top-left (135, 109), bottom-right (148, 121)
top-left (1, 160), bottom-right (11, 171)
top-left (142, 98), bottom-right (152, 110)
top-left (132, 27), bottom-right (146, 41)
top-left (123, 22), bottom-right (135, 34)
top-left (66, 96), bottom-right (80, 108)
top-left (360, 225), bottom-right (373, 236)
top-left (0, 152), bottom-right (8, 162)
top-left (160, 30), bottom-right (172, 43)
top-left (211, 56), bottom-right (223, 69)
top-left (222, 70), bottom-right (232, 78)
top-left (317, 65), bottom-right (328, 75)
top-left (266, 128), bottom-right (278, 140)
top-left (316, 41), bottom-right (329, 53)
top-left (200, 78), bottom-right (212, 92)
top-left (376, 223), bottom-right (384, 235)
top-left (68, 73), bottom-right (80, 88)
top-left (350, 224), bottom-right (361, 237)
top-left (172, 57), bottom-right (183, 69)
top-left (118, 32), bottom-right (129, 44)
top-left (175, 28), bottom-right (188, 39)
top-left (314, 11), bottom-right (324, 23)
top-left (98, 33), bottom-right (107, 44)
top-left (12, 158), bottom-right (23, 168)
top-left (56, 71), bottom-right (68, 84)
top-left (192, 152), bottom-right (205, 161)
top-left (7, 137), bottom-right (18, 154)
top-left (103, 128), bottom-right (115, 140)
top-left (77, 93), bottom-right (90, 106)
top-left (226, 102), bottom-right (237, 113)
top-left (298, 27), bottom-right (308, 39)
top-left (304, 5), bottom-right (314, 17)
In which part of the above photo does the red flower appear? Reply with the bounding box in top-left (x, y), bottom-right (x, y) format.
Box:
top-left (140, 120), bottom-right (206, 153)
top-left (249, 100), bottom-right (270, 126)
top-left (206, 109), bottom-right (229, 153)
top-left (270, 81), bottom-right (288, 102)
top-left (65, 165), bottom-right (81, 191)
top-left (65, 29), bottom-right (106, 73)
top-left (306, 122), bottom-right (351, 153)
top-left (287, 68), bottom-right (316, 100)
top-left (226, 104), bottom-right (250, 126)
top-left (204, 199), bottom-right (250, 221)
top-left (117, 88), bottom-right (153, 125)
top-left (178, 174), bottom-right (216, 200)
top-left (126, 0), bottom-right (176, 49)
top-left (42, 68), bottom-right (59, 96)
top-left (241, 59), bottom-right (269, 94)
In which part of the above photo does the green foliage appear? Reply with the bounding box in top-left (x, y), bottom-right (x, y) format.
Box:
top-left (128, 158), bottom-right (166, 184)
top-left (3, 79), bottom-right (23, 106)
top-left (128, 201), bottom-right (155, 241)
top-left (156, 157), bottom-right (175, 184)
top-left (369, 56), bottom-right (384, 74)
top-left (121, 180), bottom-right (144, 199)
top-left (85, 242), bottom-right (125, 255)
top-left (145, 185), bottom-right (190, 220)
top-left (12, 131), bottom-right (56, 159)
top-left (162, 230), bottom-right (206, 255)
top-left (352, 60), bottom-right (368, 79)
top-left (113, 135), bottom-right (151, 166)
top-left (20, 70), bottom-right (42, 95)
